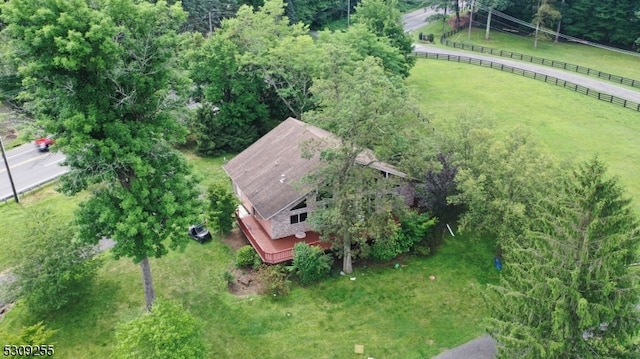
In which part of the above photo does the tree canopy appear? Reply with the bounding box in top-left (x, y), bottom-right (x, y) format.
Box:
top-left (305, 56), bottom-right (429, 273)
top-left (486, 157), bottom-right (640, 358)
top-left (1, 0), bottom-right (202, 310)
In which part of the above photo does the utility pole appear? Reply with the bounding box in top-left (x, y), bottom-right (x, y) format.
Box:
top-left (467, 0), bottom-right (475, 42)
top-left (347, 0), bottom-right (351, 27)
top-left (0, 135), bottom-right (19, 204)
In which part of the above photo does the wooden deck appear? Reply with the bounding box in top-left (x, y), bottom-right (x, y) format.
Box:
top-left (235, 209), bottom-right (331, 264)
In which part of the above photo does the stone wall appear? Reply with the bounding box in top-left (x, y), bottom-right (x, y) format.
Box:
top-left (270, 195), bottom-right (317, 239)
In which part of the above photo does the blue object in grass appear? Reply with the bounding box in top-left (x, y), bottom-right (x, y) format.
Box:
top-left (494, 256), bottom-right (502, 271)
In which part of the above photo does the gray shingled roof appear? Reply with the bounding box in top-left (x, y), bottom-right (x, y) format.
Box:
top-left (223, 118), bottom-right (333, 220)
top-left (223, 117), bottom-right (406, 220)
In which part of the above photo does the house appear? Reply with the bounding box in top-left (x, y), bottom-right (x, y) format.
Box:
top-left (223, 117), bottom-right (414, 264)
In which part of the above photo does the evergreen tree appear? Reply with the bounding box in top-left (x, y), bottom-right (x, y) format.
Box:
top-left (486, 157), bottom-right (640, 358)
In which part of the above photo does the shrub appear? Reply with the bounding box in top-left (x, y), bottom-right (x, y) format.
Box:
top-left (371, 210), bottom-right (435, 261)
top-left (112, 299), bottom-right (207, 359)
top-left (426, 33), bottom-right (434, 42)
top-left (257, 265), bottom-right (290, 298)
top-left (207, 182), bottom-right (237, 235)
top-left (292, 243), bottom-right (332, 285)
top-left (236, 245), bottom-right (258, 268)
top-left (222, 270), bottom-right (234, 286)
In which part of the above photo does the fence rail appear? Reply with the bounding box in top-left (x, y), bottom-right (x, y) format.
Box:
top-left (439, 29), bottom-right (640, 90)
top-left (413, 51), bottom-right (640, 112)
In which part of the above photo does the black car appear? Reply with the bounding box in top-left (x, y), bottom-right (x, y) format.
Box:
top-left (188, 224), bottom-right (212, 243)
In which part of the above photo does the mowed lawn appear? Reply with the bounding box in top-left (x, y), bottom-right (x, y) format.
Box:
top-left (0, 157), bottom-right (498, 359)
top-left (408, 58), bottom-right (640, 212)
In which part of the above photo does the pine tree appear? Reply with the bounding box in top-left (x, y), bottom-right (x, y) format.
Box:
top-left (486, 157), bottom-right (640, 358)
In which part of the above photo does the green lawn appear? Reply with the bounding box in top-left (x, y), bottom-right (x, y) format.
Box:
top-left (0, 175), bottom-right (498, 358)
top-left (415, 24), bottom-right (640, 82)
top-left (407, 59), bottom-right (640, 212)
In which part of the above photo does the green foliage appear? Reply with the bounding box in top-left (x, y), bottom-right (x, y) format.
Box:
top-left (486, 157), bottom-right (640, 358)
top-left (112, 299), bottom-right (207, 359)
top-left (0, 322), bottom-right (57, 346)
top-left (1, 0), bottom-right (204, 309)
top-left (562, 0), bottom-right (640, 49)
top-left (291, 242), bottom-right (332, 285)
top-left (236, 245), bottom-right (259, 268)
top-left (75, 148), bottom-right (202, 263)
top-left (353, 0), bottom-right (415, 77)
top-left (371, 210), bottom-right (435, 260)
top-left (207, 182), bottom-right (237, 234)
top-left (185, 32), bottom-right (270, 155)
top-left (256, 264), bottom-right (290, 298)
top-left (178, 0), bottom-right (239, 33)
top-left (8, 209), bottom-right (101, 316)
top-left (222, 270), bottom-right (235, 286)
top-left (447, 117), bottom-right (563, 246)
top-left (316, 24), bottom-right (411, 79)
top-left (306, 56), bottom-right (429, 273)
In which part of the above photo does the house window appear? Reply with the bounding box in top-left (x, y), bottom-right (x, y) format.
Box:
top-left (291, 199), bottom-right (307, 210)
top-left (290, 212), bottom-right (307, 224)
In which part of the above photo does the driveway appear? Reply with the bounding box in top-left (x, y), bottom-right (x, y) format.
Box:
top-left (432, 334), bottom-right (497, 359)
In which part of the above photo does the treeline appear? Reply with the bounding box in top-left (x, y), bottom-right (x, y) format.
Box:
top-left (478, 0), bottom-right (640, 50)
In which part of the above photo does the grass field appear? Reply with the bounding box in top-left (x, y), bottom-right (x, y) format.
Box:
top-left (0, 161), bottom-right (498, 358)
top-left (407, 59), bottom-right (640, 211)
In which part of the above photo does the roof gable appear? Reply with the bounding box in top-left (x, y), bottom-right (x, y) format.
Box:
top-left (223, 118), bottom-right (332, 219)
top-left (223, 117), bottom-right (407, 220)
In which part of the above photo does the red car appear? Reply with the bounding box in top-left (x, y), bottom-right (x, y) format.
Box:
top-left (35, 137), bottom-right (54, 152)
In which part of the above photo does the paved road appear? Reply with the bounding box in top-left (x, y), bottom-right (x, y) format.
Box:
top-left (0, 142), bottom-right (68, 202)
top-left (403, 6), bottom-right (439, 32)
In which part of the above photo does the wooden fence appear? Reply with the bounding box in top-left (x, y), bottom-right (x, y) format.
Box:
top-left (439, 29), bottom-right (640, 90)
top-left (412, 51), bottom-right (640, 112)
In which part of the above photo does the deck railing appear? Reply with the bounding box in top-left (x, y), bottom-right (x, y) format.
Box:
top-left (235, 210), bottom-right (294, 264)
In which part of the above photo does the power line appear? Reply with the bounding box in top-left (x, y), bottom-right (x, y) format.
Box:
top-left (474, 3), bottom-right (640, 57)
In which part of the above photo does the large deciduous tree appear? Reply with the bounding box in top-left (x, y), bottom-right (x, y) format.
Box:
top-left (449, 121), bottom-right (562, 246)
top-left (353, 0), bottom-right (415, 78)
top-left (1, 0), bottom-right (202, 311)
top-left (305, 57), bottom-right (428, 273)
top-left (486, 157), bottom-right (640, 358)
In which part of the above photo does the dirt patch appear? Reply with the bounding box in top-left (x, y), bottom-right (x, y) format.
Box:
top-left (227, 267), bottom-right (263, 296)
top-left (221, 229), bottom-right (263, 296)
top-left (221, 229), bottom-right (250, 251)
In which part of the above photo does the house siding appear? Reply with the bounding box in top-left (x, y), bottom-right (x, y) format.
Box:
top-left (270, 195), bottom-right (317, 239)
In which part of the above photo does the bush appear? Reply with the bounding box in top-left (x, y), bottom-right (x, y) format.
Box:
top-left (236, 245), bottom-right (258, 268)
top-left (426, 33), bottom-right (434, 42)
top-left (222, 270), bottom-right (234, 286)
top-left (371, 211), bottom-right (435, 261)
top-left (112, 299), bottom-right (207, 359)
top-left (292, 243), bottom-right (332, 286)
top-left (8, 210), bottom-right (102, 316)
top-left (257, 265), bottom-right (290, 299)
top-left (207, 182), bottom-right (237, 235)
